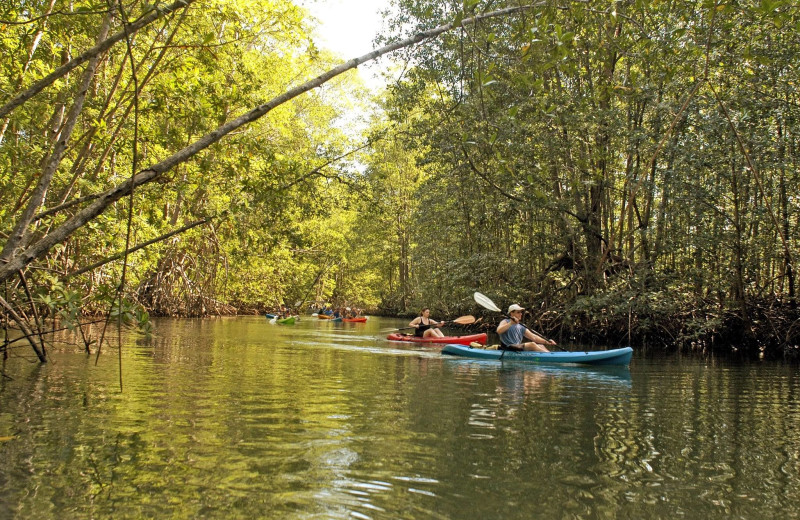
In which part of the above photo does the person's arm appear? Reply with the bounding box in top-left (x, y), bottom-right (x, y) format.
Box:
top-left (496, 317), bottom-right (515, 334)
top-left (409, 317), bottom-right (421, 328)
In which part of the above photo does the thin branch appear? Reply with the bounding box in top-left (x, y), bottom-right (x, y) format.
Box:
top-left (629, 2), bottom-right (718, 205)
top-left (0, 8), bottom-right (112, 25)
top-left (111, 0), bottom-right (144, 391)
top-left (18, 270), bottom-right (46, 359)
top-left (63, 215), bottom-right (218, 279)
top-left (2, 318), bottom-right (113, 348)
top-left (0, 295), bottom-right (45, 362)
top-left (460, 144), bottom-right (526, 202)
top-left (33, 193), bottom-right (102, 222)
top-left (277, 134), bottom-right (385, 191)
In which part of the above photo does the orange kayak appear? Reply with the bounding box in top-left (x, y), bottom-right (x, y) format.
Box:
top-left (343, 317), bottom-right (367, 322)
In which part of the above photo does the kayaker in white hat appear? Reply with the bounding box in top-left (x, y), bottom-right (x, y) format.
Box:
top-left (496, 304), bottom-right (556, 351)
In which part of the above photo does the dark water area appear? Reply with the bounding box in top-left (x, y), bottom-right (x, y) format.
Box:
top-left (1, 316), bottom-right (799, 519)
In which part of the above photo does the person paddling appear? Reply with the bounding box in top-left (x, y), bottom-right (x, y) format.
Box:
top-left (409, 308), bottom-right (445, 338)
top-left (496, 304), bottom-right (556, 352)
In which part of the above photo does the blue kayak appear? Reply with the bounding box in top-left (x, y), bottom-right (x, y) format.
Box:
top-left (441, 345), bottom-right (633, 366)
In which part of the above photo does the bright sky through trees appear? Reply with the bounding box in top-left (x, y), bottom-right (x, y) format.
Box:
top-left (299, 0), bottom-right (394, 88)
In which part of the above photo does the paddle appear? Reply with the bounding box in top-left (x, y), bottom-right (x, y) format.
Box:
top-left (473, 292), bottom-right (559, 349)
top-left (395, 314), bottom-right (476, 332)
top-left (473, 292), bottom-right (501, 312)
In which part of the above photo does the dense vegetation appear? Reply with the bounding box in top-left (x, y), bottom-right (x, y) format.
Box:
top-left (367, 0), bottom-right (800, 356)
top-left (1, 0), bottom-right (799, 362)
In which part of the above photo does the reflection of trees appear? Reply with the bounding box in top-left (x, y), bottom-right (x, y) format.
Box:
top-left (3, 325), bottom-right (800, 517)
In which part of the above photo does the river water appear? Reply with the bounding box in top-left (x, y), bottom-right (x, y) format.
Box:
top-left (1, 316), bottom-right (799, 519)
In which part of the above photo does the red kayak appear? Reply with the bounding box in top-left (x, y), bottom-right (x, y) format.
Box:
top-left (386, 332), bottom-right (487, 346)
top-left (343, 317), bottom-right (367, 322)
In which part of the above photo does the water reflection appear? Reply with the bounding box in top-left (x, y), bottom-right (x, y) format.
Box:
top-left (0, 317), bottom-right (799, 519)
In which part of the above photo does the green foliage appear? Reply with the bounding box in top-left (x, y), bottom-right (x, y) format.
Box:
top-left (0, 0), bottom-right (384, 334)
top-left (3, 0), bottom-right (800, 357)
top-left (367, 0), bottom-right (800, 352)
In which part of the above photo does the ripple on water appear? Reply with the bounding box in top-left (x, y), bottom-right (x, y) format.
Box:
top-left (3, 320), bottom-right (800, 519)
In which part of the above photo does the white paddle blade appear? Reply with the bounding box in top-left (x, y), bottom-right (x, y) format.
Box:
top-left (473, 292), bottom-right (501, 312)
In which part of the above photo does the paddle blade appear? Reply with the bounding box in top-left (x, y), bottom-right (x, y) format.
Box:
top-left (473, 292), bottom-right (501, 312)
top-left (451, 315), bottom-right (476, 325)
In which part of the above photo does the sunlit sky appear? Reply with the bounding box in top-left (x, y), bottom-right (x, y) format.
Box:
top-left (298, 0), bottom-right (395, 87)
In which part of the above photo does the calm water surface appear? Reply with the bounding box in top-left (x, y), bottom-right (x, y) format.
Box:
top-left (1, 316), bottom-right (799, 519)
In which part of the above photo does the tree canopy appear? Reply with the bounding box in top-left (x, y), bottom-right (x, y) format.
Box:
top-left (2, 0), bottom-right (800, 361)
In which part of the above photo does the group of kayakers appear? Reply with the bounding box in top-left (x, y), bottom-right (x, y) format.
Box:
top-left (315, 303), bottom-right (363, 319)
top-left (409, 304), bottom-right (556, 352)
top-left (282, 300), bottom-right (555, 352)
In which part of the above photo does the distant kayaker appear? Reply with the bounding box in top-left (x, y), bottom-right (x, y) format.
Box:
top-left (409, 308), bottom-right (446, 338)
top-left (496, 304), bottom-right (556, 352)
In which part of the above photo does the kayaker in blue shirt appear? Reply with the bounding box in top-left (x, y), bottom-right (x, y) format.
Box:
top-left (496, 304), bottom-right (556, 352)
top-left (409, 308), bottom-right (445, 338)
